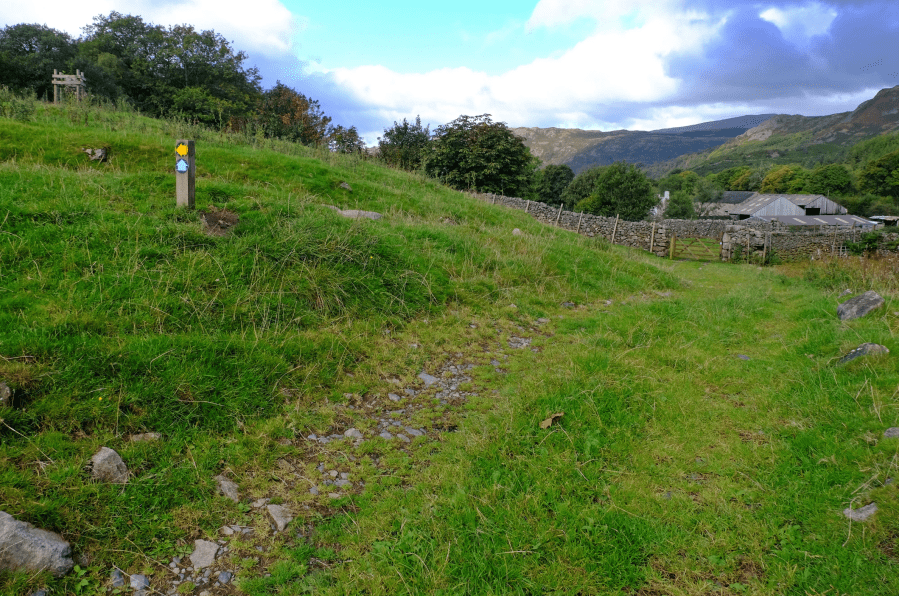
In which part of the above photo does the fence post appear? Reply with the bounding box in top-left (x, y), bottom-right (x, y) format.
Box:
top-left (611, 214), bottom-right (619, 244)
top-left (525, 200), bottom-right (530, 213)
top-left (576, 212), bottom-right (583, 234)
top-left (175, 140), bottom-right (195, 208)
top-left (555, 203), bottom-right (564, 226)
top-left (650, 222), bottom-right (656, 254)
top-left (669, 234), bottom-right (677, 259)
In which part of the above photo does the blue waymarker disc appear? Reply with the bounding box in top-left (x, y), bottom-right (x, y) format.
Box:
top-left (176, 158), bottom-right (189, 173)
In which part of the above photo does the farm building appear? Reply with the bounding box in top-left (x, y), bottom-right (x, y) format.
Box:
top-left (699, 193), bottom-right (849, 220)
top-left (752, 214), bottom-right (876, 228)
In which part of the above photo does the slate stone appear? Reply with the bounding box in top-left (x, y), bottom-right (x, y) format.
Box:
top-left (405, 427), bottom-right (424, 437)
top-left (418, 372), bottom-right (438, 386)
top-left (838, 291), bottom-right (885, 320)
top-left (344, 428), bottom-right (363, 439)
top-left (267, 504), bottom-right (293, 532)
top-left (309, 487), bottom-right (319, 495)
top-left (737, 355), bottom-right (750, 361)
top-left (214, 475), bottom-right (240, 502)
top-left (218, 571), bottom-right (233, 584)
top-left (844, 502), bottom-right (878, 521)
top-left (130, 574), bottom-right (150, 590)
top-left (91, 447), bottom-right (129, 484)
top-left (379, 431), bottom-right (394, 440)
top-left (189, 540), bottom-right (219, 569)
top-left (884, 428), bottom-right (899, 438)
top-left (0, 511), bottom-right (73, 577)
top-left (839, 343), bottom-right (889, 364)
top-left (111, 568), bottom-right (125, 587)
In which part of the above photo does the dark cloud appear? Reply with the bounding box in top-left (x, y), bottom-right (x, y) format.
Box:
top-left (663, 1), bottom-right (899, 111)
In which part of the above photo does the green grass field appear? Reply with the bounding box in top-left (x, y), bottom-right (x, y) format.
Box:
top-left (1, 99), bottom-right (898, 596)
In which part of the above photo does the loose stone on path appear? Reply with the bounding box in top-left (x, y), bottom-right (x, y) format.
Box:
top-left (418, 372), bottom-right (438, 386)
top-left (189, 540), bottom-right (219, 569)
top-left (266, 504), bottom-right (293, 532)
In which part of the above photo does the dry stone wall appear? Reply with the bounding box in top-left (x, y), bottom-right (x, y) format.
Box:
top-left (468, 192), bottom-right (899, 262)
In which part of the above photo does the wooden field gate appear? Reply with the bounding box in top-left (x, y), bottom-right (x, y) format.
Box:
top-left (668, 234), bottom-right (721, 261)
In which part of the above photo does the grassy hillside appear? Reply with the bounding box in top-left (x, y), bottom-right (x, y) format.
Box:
top-left (1, 100), bottom-right (898, 596)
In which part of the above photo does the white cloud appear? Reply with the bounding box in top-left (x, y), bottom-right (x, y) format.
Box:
top-left (324, 9), bottom-right (727, 134)
top-left (0, 0), bottom-right (298, 58)
top-left (525, 0), bottom-right (681, 32)
top-left (759, 2), bottom-right (838, 43)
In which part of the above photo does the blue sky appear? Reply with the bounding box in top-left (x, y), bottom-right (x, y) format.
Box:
top-left (4, 1), bottom-right (899, 147)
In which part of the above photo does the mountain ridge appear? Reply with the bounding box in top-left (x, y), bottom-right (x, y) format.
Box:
top-left (513, 85), bottom-right (899, 177)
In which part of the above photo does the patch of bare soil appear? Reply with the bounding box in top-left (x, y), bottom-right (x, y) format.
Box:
top-left (200, 206), bottom-right (239, 236)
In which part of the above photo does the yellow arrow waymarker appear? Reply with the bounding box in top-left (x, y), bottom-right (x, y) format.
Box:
top-left (175, 143), bottom-right (188, 156)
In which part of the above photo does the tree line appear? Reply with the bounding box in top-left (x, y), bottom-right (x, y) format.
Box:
top-left (0, 13), bottom-right (366, 153)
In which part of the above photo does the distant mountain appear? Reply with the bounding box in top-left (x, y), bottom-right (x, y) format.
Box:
top-left (514, 85), bottom-right (899, 178)
top-left (512, 115), bottom-right (776, 175)
top-left (645, 85), bottom-right (899, 177)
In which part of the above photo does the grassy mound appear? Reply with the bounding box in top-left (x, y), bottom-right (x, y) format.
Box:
top-left (0, 101), bottom-right (676, 594)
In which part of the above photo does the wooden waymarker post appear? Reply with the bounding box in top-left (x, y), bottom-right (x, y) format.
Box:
top-left (650, 222), bottom-right (656, 253)
top-left (175, 140), bottom-right (195, 208)
top-left (669, 234), bottom-right (677, 260)
top-left (555, 203), bottom-right (564, 225)
top-left (610, 214), bottom-right (619, 245)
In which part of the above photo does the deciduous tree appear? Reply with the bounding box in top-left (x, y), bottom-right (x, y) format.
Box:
top-left (424, 114), bottom-right (536, 196)
top-left (574, 161), bottom-right (658, 220)
top-left (378, 116), bottom-right (430, 170)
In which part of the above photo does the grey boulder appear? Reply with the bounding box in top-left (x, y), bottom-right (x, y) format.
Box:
top-left (90, 447), bottom-right (129, 484)
top-left (0, 511), bottom-right (73, 577)
top-left (839, 343), bottom-right (889, 364)
top-left (837, 291), bottom-right (885, 320)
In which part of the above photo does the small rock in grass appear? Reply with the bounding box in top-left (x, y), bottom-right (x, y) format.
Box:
top-left (839, 343), bottom-right (889, 364)
top-left (397, 434), bottom-right (411, 443)
top-left (418, 372), bottom-right (438, 386)
top-left (111, 569), bottom-right (125, 587)
top-left (536, 318), bottom-right (549, 324)
top-left (267, 504), bottom-right (293, 532)
top-left (130, 574), bottom-right (150, 590)
top-left (344, 428), bottom-right (363, 439)
top-left (328, 493), bottom-right (341, 499)
top-left (0, 511), bottom-right (73, 577)
top-left (404, 388), bottom-right (417, 396)
top-left (220, 526), bottom-right (234, 536)
top-left (91, 447), bottom-right (129, 484)
top-left (251, 498), bottom-right (270, 508)
top-left (214, 475), bottom-right (240, 502)
top-left (884, 428), bottom-right (899, 438)
top-left (189, 540), bottom-right (219, 569)
top-left (837, 291), bottom-right (885, 320)
top-left (379, 431), bottom-right (394, 440)
top-left (405, 427), bottom-right (423, 437)
top-left (129, 432), bottom-right (161, 442)
top-left (512, 228), bottom-right (522, 236)
top-left (388, 393), bottom-right (402, 402)
top-left (218, 571), bottom-right (233, 584)
top-left (844, 502), bottom-right (878, 521)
